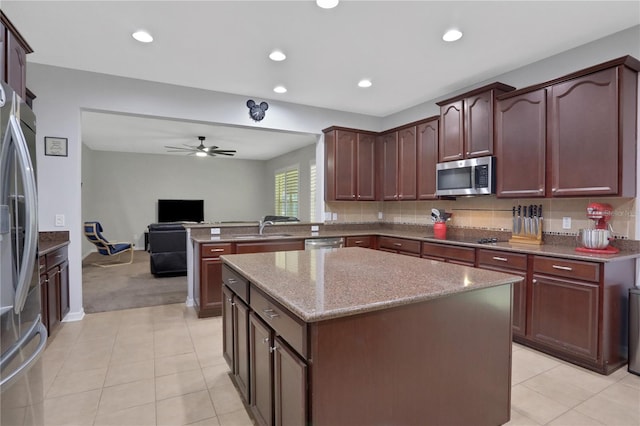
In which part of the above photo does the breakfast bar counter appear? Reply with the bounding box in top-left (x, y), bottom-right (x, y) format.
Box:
top-left (221, 248), bottom-right (522, 425)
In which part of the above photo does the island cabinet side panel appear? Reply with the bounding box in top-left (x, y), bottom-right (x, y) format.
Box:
top-left (308, 285), bottom-right (513, 426)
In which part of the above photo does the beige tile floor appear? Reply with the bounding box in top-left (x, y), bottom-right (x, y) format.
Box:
top-left (41, 303), bottom-right (639, 426)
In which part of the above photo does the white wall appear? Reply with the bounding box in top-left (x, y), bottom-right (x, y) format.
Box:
top-left (81, 147), bottom-right (270, 256)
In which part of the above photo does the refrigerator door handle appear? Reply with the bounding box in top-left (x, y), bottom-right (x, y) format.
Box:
top-left (0, 318), bottom-right (47, 392)
top-left (0, 110), bottom-right (38, 314)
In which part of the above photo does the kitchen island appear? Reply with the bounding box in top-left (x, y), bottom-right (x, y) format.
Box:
top-left (221, 247), bottom-right (523, 426)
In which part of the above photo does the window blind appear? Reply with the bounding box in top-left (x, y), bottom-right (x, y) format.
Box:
top-left (275, 167), bottom-right (299, 217)
top-left (309, 162), bottom-right (316, 222)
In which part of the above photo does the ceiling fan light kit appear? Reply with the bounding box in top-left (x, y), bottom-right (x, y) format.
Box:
top-left (164, 136), bottom-right (236, 158)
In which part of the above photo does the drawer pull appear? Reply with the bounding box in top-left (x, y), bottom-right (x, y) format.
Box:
top-left (492, 256), bottom-right (508, 262)
top-left (227, 278), bottom-right (237, 284)
top-left (263, 308), bottom-right (279, 319)
top-left (354, 240), bottom-right (363, 244)
top-left (393, 243), bottom-right (402, 247)
top-left (552, 265), bottom-right (573, 271)
top-left (210, 248), bottom-right (225, 253)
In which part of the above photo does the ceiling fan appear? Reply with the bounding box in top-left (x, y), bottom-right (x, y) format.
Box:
top-left (165, 136), bottom-right (237, 157)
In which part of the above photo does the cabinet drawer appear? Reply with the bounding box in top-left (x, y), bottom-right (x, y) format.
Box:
top-left (378, 237), bottom-right (421, 255)
top-left (222, 265), bottom-right (249, 303)
top-left (533, 256), bottom-right (600, 283)
top-left (345, 236), bottom-right (373, 248)
top-left (477, 249), bottom-right (527, 271)
top-left (46, 246), bottom-right (68, 270)
top-left (201, 243), bottom-right (233, 259)
top-left (250, 287), bottom-right (307, 358)
top-left (422, 242), bottom-right (475, 264)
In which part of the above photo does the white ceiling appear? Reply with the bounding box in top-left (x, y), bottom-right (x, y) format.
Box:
top-left (4, 0), bottom-right (639, 159)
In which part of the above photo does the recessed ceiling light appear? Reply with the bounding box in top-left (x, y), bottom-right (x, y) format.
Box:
top-left (274, 85), bottom-right (287, 94)
top-left (269, 50), bottom-right (286, 61)
top-left (442, 29), bottom-right (463, 42)
top-left (317, 0), bottom-right (339, 9)
top-left (358, 79), bottom-right (372, 88)
top-left (132, 30), bottom-right (153, 43)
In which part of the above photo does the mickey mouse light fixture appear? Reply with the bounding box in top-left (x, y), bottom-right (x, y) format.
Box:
top-left (246, 100), bottom-right (269, 122)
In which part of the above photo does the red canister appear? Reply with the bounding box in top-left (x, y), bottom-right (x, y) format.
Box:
top-left (434, 222), bottom-right (447, 239)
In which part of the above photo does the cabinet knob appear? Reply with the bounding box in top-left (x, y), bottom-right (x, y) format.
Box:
top-left (352, 195), bottom-right (356, 199)
top-left (263, 337), bottom-right (270, 344)
top-left (270, 345), bottom-right (278, 353)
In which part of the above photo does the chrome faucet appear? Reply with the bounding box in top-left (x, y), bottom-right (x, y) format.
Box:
top-left (259, 220), bottom-right (274, 235)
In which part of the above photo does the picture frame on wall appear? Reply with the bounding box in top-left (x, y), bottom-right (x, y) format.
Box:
top-left (44, 137), bottom-right (68, 157)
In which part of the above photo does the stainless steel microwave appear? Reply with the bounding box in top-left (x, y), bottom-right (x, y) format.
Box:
top-left (435, 156), bottom-right (495, 196)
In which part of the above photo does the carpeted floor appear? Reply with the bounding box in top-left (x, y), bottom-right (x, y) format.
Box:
top-left (82, 250), bottom-right (187, 313)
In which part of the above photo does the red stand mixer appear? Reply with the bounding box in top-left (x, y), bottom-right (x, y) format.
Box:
top-left (575, 202), bottom-right (619, 254)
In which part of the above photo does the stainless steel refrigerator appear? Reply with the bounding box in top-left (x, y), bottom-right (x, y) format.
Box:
top-left (0, 81), bottom-right (46, 425)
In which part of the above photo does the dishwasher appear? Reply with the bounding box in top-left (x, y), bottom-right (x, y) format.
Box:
top-left (630, 287), bottom-right (640, 375)
top-left (304, 237), bottom-right (344, 250)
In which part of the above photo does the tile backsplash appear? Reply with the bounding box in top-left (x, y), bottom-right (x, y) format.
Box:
top-left (325, 197), bottom-right (637, 240)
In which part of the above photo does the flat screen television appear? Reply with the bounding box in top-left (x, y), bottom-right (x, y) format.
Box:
top-left (158, 199), bottom-right (204, 223)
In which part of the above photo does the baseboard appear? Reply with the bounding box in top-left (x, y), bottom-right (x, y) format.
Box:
top-left (185, 296), bottom-right (194, 307)
top-left (62, 308), bottom-right (85, 322)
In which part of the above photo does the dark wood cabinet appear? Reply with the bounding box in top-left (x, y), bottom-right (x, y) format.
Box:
top-left (344, 235), bottom-right (374, 249)
top-left (548, 64), bottom-right (637, 197)
top-left (223, 284), bottom-right (250, 402)
top-left (324, 127), bottom-right (376, 201)
top-left (421, 242), bottom-right (475, 266)
top-left (39, 245), bottom-right (69, 336)
top-left (273, 335), bottom-right (307, 426)
top-left (495, 89), bottom-right (547, 198)
top-left (1, 12), bottom-right (33, 99)
top-left (377, 236), bottom-right (421, 257)
top-left (250, 313), bottom-right (273, 426)
top-left (476, 249), bottom-right (527, 337)
top-left (196, 243), bottom-right (233, 318)
top-left (379, 127), bottom-right (417, 201)
top-left (416, 117), bottom-right (439, 200)
top-left (437, 82), bottom-right (515, 162)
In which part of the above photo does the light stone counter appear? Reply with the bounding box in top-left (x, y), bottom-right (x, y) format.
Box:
top-left (221, 247), bottom-right (522, 322)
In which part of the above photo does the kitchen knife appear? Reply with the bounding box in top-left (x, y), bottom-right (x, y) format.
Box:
top-left (524, 205), bottom-right (530, 235)
top-left (538, 204), bottom-right (543, 233)
top-left (517, 205), bottom-right (521, 235)
top-left (533, 205), bottom-right (538, 235)
top-left (512, 206), bottom-right (516, 234)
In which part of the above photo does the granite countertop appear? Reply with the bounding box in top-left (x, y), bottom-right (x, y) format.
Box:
top-left (221, 247), bottom-right (522, 323)
top-left (191, 225), bottom-right (640, 263)
top-left (39, 231), bottom-right (70, 256)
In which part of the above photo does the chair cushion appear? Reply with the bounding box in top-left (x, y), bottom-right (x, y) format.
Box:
top-left (111, 243), bottom-right (133, 254)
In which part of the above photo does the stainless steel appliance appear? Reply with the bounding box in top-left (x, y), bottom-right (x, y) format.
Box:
top-left (630, 287), bottom-right (640, 375)
top-left (304, 237), bottom-right (343, 250)
top-left (435, 155), bottom-right (495, 196)
top-left (0, 81), bottom-right (46, 425)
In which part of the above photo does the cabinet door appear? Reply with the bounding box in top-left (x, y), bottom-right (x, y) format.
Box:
top-left (464, 91), bottom-right (493, 158)
top-left (200, 258), bottom-right (223, 313)
top-left (477, 265), bottom-right (527, 337)
top-left (417, 119), bottom-right (439, 200)
top-left (439, 101), bottom-right (464, 162)
top-left (46, 269), bottom-right (60, 333)
top-left (530, 275), bottom-right (599, 361)
top-left (39, 274), bottom-right (48, 333)
top-left (379, 132), bottom-right (398, 200)
top-left (335, 130), bottom-right (357, 200)
top-left (250, 313), bottom-right (273, 426)
top-left (58, 260), bottom-right (70, 320)
top-left (356, 133), bottom-right (376, 200)
top-left (222, 286), bottom-right (234, 369)
top-left (495, 89), bottom-right (546, 198)
top-left (274, 336), bottom-right (307, 426)
top-left (397, 126), bottom-right (417, 200)
top-left (6, 29), bottom-right (27, 99)
top-left (549, 68), bottom-right (619, 196)
top-left (235, 297), bottom-right (250, 403)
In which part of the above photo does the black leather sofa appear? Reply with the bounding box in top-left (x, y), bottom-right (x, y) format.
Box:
top-left (148, 223), bottom-right (187, 277)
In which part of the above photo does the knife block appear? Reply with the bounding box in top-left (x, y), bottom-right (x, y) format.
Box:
top-left (509, 218), bottom-right (543, 245)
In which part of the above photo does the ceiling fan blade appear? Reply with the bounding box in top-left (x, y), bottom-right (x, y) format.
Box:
top-left (211, 149), bottom-right (236, 153)
top-left (211, 151), bottom-right (236, 156)
top-left (165, 145), bottom-right (196, 151)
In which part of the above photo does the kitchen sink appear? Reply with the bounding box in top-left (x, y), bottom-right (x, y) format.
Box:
top-left (231, 233), bottom-right (293, 239)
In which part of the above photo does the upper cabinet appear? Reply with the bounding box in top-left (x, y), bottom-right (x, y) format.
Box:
top-left (495, 56), bottom-right (639, 198)
top-left (324, 127), bottom-right (376, 201)
top-left (378, 125), bottom-right (417, 201)
top-left (1, 12), bottom-right (33, 99)
top-left (495, 89), bottom-right (547, 198)
top-left (548, 62), bottom-right (638, 197)
top-left (436, 82), bottom-right (515, 162)
top-left (417, 117), bottom-right (439, 200)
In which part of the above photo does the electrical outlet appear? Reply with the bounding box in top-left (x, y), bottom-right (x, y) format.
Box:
top-left (324, 212), bottom-right (332, 221)
top-left (54, 214), bottom-right (65, 227)
top-left (332, 213), bottom-right (338, 221)
top-left (562, 217), bottom-right (571, 229)
top-left (378, 212), bottom-right (383, 220)
top-left (210, 227), bottom-right (221, 235)
top-left (311, 225), bottom-right (319, 232)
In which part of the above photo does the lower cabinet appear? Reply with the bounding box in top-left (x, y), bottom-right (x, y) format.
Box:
top-left (195, 243), bottom-right (233, 318)
top-left (236, 240), bottom-right (304, 254)
top-left (377, 236), bottom-right (421, 256)
top-left (421, 242), bottom-right (475, 266)
top-left (39, 245), bottom-right (69, 336)
top-left (344, 235), bottom-right (374, 248)
top-left (222, 286), bottom-right (250, 402)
